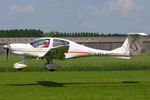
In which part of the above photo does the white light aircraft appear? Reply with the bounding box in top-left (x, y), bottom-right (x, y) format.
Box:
top-left (3, 33), bottom-right (147, 71)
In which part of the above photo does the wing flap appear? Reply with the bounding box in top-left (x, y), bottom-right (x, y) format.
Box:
top-left (44, 45), bottom-right (69, 59)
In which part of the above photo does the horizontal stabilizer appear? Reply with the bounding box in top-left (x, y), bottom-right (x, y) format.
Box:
top-left (111, 56), bottom-right (131, 59)
top-left (127, 32), bottom-right (147, 36)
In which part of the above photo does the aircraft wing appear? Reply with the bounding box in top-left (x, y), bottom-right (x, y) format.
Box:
top-left (43, 45), bottom-right (69, 59)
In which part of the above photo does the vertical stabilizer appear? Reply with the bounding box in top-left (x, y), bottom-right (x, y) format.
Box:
top-left (127, 33), bottom-right (147, 55)
top-left (110, 33), bottom-right (147, 59)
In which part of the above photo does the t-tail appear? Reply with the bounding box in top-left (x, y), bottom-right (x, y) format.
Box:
top-left (109, 33), bottom-right (147, 59)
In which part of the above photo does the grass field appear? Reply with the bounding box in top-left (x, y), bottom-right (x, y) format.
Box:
top-left (1, 71), bottom-right (150, 100)
top-left (0, 53), bottom-right (150, 100)
top-left (0, 53), bottom-right (150, 71)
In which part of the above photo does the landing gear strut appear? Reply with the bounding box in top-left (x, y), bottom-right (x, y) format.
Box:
top-left (43, 58), bottom-right (61, 71)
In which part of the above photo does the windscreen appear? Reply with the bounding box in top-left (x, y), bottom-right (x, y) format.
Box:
top-left (30, 39), bottom-right (50, 48)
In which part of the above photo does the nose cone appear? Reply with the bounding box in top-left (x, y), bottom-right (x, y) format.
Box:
top-left (3, 44), bottom-right (10, 49)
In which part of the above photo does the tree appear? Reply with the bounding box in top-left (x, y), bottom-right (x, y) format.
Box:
top-left (0, 29), bottom-right (44, 37)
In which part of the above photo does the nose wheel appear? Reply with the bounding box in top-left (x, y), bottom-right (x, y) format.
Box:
top-left (13, 57), bottom-right (29, 70)
top-left (17, 68), bottom-right (23, 71)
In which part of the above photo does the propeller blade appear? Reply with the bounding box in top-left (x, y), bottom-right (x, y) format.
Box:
top-left (3, 43), bottom-right (10, 61)
top-left (6, 48), bottom-right (9, 60)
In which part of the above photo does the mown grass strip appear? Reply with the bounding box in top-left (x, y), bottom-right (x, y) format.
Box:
top-left (0, 53), bottom-right (149, 72)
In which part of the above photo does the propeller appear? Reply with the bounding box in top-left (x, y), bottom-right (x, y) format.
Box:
top-left (3, 43), bottom-right (10, 60)
top-left (6, 47), bottom-right (9, 60)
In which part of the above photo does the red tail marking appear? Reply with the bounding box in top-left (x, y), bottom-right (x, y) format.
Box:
top-left (130, 39), bottom-right (138, 53)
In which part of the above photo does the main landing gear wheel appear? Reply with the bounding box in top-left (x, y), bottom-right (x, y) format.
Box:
top-left (43, 63), bottom-right (61, 71)
top-left (44, 58), bottom-right (61, 71)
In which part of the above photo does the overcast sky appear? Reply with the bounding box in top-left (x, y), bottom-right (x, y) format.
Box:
top-left (0, 0), bottom-right (150, 34)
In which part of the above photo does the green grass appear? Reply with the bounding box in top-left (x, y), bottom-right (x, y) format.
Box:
top-left (1, 71), bottom-right (150, 100)
top-left (0, 53), bottom-right (150, 100)
top-left (0, 53), bottom-right (150, 71)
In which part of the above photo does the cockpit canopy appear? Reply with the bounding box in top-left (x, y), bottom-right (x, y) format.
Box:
top-left (30, 39), bottom-right (50, 48)
top-left (30, 38), bottom-right (69, 48)
top-left (53, 39), bottom-right (69, 47)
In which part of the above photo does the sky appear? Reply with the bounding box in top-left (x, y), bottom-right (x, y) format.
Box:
top-left (0, 0), bottom-right (150, 34)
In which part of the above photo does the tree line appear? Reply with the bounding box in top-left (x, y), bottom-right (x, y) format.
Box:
top-left (44, 31), bottom-right (127, 37)
top-left (0, 29), bottom-right (127, 37)
top-left (0, 29), bottom-right (44, 37)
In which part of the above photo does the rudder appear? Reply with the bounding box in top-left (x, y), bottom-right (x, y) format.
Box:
top-left (127, 33), bottom-right (147, 56)
top-left (110, 33), bottom-right (147, 59)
